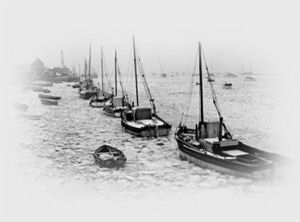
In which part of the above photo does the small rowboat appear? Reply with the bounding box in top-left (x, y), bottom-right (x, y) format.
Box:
top-left (38, 94), bottom-right (61, 100)
top-left (94, 145), bottom-right (126, 168)
top-left (40, 98), bottom-right (58, 106)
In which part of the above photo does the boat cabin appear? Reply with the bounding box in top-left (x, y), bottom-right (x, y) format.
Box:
top-left (124, 107), bottom-right (152, 122)
top-left (112, 96), bottom-right (124, 108)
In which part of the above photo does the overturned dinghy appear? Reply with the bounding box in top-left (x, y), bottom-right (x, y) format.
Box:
top-left (40, 98), bottom-right (58, 106)
top-left (94, 145), bottom-right (126, 168)
top-left (38, 94), bottom-right (61, 100)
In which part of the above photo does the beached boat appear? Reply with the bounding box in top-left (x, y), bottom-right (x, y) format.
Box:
top-left (175, 42), bottom-right (287, 179)
top-left (38, 94), bottom-right (61, 100)
top-left (94, 145), bottom-right (126, 168)
top-left (103, 50), bottom-right (130, 116)
top-left (40, 98), bottom-right (58, 106)
top-left (121, 37), bottom-right (171, 137)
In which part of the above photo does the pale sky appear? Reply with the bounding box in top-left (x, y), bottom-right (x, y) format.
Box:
top-left (2, 0), bottom-right (299, 76)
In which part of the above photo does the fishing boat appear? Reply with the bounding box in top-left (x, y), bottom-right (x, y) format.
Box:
top-left (94, 145), bottom-right (126, 168)
top-left (40, 98), bottom-right (58, 106)
top-left (175, 42), bottom-right (287, 179)
top-left (103, 50), bottom-right (130, 116)
top-left (79, 44), bottom-right (99, 100)
top-left (121, 37), bottom-right (172, 137)
top-left (38, 94), bottom-right (61, 100)
top-left (89, 47), bottom-right (114, 108)
top-left (244, 76), bottom-right (255, 81)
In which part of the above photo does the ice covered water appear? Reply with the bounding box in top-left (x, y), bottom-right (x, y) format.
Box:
top-left (8, 72), bottom-right (293, 200)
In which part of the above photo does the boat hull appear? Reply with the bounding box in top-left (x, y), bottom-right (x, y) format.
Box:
top-left (93, 145), bottom-right (126, 168)
top-left (175, 130), bottom-right (286, 179)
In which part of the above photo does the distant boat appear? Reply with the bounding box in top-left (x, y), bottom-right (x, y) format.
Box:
top-left (161, 73), bottom-right (167, 78)
top-left (207, 77), bottom-right (215, 82)
top-left (121, 37), bottom-right (172, 137)
top-left (223, 82), bottom-right (232, 89)
top-left (79, 43), bottom-right (99, 100)
top-left (103, 50), bottom-right (130, 116)
top-left (89, 47), bottom-right (114, 107)
top-left (244, 76), bottom-right (255, 81)
top-left (40, 98), bottom-right (58, 106)
top-left (94, 145), bottom-right (126, 168)
top-left (72, 83), bottom-right (81, 88)
top-left (31, 86), bottom-right (50, 93)
top-left (38, 94), bottom-right (61, 100)
top-left (31, 81), bottom-right (53, 87)
top-left (13, 103), bottom-right (28, 112)
top-left (175, 42), bottom-right (287, 179)
top-left (225, 73), bottom-right (237, 78)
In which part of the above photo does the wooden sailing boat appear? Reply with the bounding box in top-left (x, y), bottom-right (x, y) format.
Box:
top-left (120, 37), bottom-right (171, 137)
top-left (89, 47), bottom-right (113, 108)
top-left (103, 50), bottom-right (130, 117)
top-left (175, 42), bottom-right (287, 179)
top-left (79, 43), bottom-right (99, 100)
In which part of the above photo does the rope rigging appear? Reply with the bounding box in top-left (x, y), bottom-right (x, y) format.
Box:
top-left (137, 57), bottom-right (156, 114)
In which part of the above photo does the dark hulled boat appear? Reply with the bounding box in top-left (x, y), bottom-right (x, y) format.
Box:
top-left (121, 37), bottom-right (171, 137)
top-left (175, 42), bottom-right (287, 179)
top-left (94, 145), bottom-right (126, 168)
top-left (40, 98), bottom-right (58, 106)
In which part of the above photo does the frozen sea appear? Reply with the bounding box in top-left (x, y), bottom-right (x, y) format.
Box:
top-left (4, 72), bottom-right (300, 222)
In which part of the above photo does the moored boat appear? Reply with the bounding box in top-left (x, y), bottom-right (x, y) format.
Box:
top-left (94, 145), bottom-right (126, 168)
top-left (38, 94), bottom-right (61, 100)
top-left (175, 42), bottom-right (287, 179)
top-left (103, 50), bottom-right (130, 116)
top-left (40, 98), bottom-right (58, 106)
top-left (121, 37), bottom-right (171, 137)
top-left (223, 82), bottom-right (232, 89)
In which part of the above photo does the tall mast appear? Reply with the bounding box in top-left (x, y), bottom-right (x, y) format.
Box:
top-left (84, 59), bottom-right (87, 82)
top-left (61, 50), bottom-right (65, 68)
top-left (133, 36), bottom-right (139, 106)
top-left (199, 42), bottom-right (204, 124)
top-left (88, 43), bottom-right (91, 83)
top-left (78, 63), bottom-right (81, 82)
top-left (101, 47), bottom-right (104, 92)
top-left (114, 50), bottom-right (118, 96)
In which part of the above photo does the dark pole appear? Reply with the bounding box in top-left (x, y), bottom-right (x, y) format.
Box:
top-left (114, 50), bottom-right (117, 96)
top-left (88, 43), bottom-right (91, 84)
top-left (133, 36), bottom-right (139, 106)
top-left (101, 47), bottom-right (104, 92)
top-left (199, 42), bottom-right (204, 124)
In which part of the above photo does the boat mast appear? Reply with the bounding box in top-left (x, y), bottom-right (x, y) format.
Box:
top-left (133, 36), bottom-right (139, 106)
top-left (88, 43), bottom-right (92, 85)
top-left (199, 42), bottom-right (204, 124)
top-left (114, 50), bottom-right (118, 96)
top-left (78, 63), bottom-right (81, 83)
top-left (101, 47), bottom-right (104, 92)
top-left (84, 59), bottom-right (87, 82)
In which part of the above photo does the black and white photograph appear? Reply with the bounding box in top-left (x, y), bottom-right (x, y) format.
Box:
top-left (1, 0), bottom-right (300, 221)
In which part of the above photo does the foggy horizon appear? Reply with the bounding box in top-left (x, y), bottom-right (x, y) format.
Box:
top-left (3, 0), bottom-right (299, 77)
